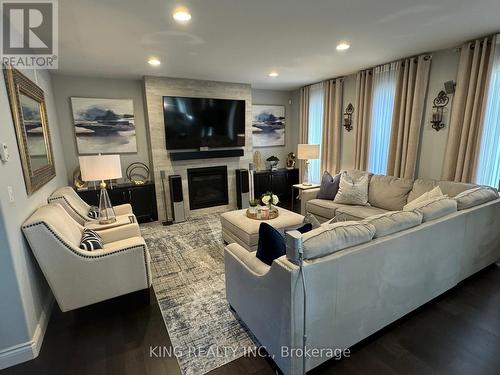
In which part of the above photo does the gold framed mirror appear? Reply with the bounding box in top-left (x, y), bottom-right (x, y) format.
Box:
top-left (3, 64), bottom-right (56, 194)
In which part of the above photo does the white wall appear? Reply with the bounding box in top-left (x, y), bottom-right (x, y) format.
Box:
top-left (0, 69), bottom-right (68, 368)
top-left (251, 89), bottom-right (299, 167)
top-left (51, 75), bottom-right (150, 182)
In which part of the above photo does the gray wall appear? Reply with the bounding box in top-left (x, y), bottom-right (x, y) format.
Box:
top-left (0, 69), bottom-right (68, 366)
top-left (251, 89), bottom-right (299, 167)
top-left (51, 75), bottom-right (150, 182)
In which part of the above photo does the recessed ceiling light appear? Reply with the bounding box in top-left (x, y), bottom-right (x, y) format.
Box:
top-left (148, 57), bottom-right (161, 66)
top-left (336, 42), bottom-right (350, 51)
top-left (173, 7), bottom-right (191, 22)
top-left (269, 71), bottom-right (279, 77)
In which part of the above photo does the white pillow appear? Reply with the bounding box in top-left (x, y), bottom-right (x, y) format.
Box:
top-left (403, 186), bottom-right (444, 211)
top-left (334, 171), bottom-right (369, 206)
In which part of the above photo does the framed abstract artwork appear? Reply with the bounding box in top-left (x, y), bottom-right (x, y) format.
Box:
top-left (71, 97), bottom-right (137, 154)
top-left (252, 104), bottom-right (285, 147)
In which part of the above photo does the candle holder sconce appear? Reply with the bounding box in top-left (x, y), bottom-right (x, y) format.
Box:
top-left (431, 91), bottom-right (449, 131)
top-left (344, 103), bottom-right (354, 131)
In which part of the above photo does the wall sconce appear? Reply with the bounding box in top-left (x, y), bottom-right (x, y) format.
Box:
top-left (431, 90), bottom-right (449, 131)
top-left (344, 103), bottom-right (354, 131)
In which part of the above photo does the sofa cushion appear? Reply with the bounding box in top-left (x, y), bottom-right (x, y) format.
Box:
top-left (317, 171), bottom-right (340, 200)
top-left (409, 178), bottom-right (477, 202)
top-left (368, 175), bottom-right (414, 210)
top-left (454, 187), bottom-right (498, 210)
top-left (334, 171), bottom-right (369, 205)
top-left (403, 186), bottom-right (444, 211)
top-left (306, 199), bottom-right (346, 219)
top-left (363, 211), bottom-right (423, 238)
top-left (303, 213), bottom-right (321, 229)
top-left (335, 205), bottom-right (388, 221)
top-left (404, 196), bottom-right (457, 222)
top-left (302, 221), bottom-right (376, 260)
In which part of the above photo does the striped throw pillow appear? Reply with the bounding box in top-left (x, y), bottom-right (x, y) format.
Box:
top-left (88, 205), bottom-right (99, 219)
top-left (80, 229), bottom-right (104, 251)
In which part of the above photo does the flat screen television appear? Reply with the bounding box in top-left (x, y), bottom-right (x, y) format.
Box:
top-left (163, 96), bottom-right (245, 149)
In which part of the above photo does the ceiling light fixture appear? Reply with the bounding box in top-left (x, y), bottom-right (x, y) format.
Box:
top-left (148, 57), bottom-right (161, 66)
top-left (173, 7), bottom-right (191, 22)
top-left (269, 71), bottom-right (279, 77)
top-left (336, 42), bottom-right (350, 51)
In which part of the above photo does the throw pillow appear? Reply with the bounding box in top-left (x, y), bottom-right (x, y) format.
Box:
top-left (333, 171), bottom-right (369, 205)
top-left (303, 213), bottom-right (321, 229)
top-left (257, 223), bottom-right (312, 265)
top-left (80, 229), bottom-right (104, 251)
top-left (403, 186), bottom-right (443, 211)
top-left (88, 205), bottom-right (99, 219)
top-left (317, 171), bottom-right (340, 200)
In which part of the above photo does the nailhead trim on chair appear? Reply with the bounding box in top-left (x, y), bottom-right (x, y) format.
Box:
top-left (23, 221), bottom-right (150, 286)
top-left (48, 196), bottom-right (91, 222)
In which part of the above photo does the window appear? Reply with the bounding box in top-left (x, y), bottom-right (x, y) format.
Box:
top-left (367, 63), bottom-right (398, 174)
top-left (307, 83), bottom-right (324, 184)
top-left (476, 44), bottom-right (500, 188)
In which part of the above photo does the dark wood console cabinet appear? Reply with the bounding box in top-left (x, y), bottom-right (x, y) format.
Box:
top-left (76, 183), bottom-right (158, 223)
top-left (253, 168), bottom-right (299, 210)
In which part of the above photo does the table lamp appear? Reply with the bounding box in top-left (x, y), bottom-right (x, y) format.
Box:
top-left (297, 144), bottom-right (319, 186)
top-left (79, 154), bottom-right (122, 224)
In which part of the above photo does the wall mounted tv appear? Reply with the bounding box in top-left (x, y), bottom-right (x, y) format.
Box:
top-left (163, 96), bottom-right (245, 149)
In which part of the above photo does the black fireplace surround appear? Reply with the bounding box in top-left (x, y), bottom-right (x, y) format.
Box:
top-left (187, 166), bottom-right (229, 210)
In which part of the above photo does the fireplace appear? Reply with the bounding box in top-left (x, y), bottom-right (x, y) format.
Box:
top-left (187, 166), bottom-right (229, 210)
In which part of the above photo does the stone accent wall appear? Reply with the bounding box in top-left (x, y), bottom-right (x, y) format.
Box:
top-left (143, 76), bottom-right (252, 220)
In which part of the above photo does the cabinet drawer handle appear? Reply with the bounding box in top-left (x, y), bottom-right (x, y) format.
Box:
top-left (129, 190), bottom-right (132, 201)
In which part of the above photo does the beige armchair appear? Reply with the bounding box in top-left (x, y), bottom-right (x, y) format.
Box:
top-left (48, 186), bottom-right (134, 225)
top-left (22, 204), bottom-right (151, 312)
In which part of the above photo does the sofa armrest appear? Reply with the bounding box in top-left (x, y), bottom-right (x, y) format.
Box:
top-left (300, 187), bottom-right (320, 215)
top-left (97, 222), bottom-right (142, 244)
top-left (114, 203), bottom-right (133, 216)
top-left (225, 243), bottom-right (270, 276)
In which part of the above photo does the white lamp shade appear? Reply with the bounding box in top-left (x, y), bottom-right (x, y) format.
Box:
top-left (297, 144), bottom-right (320, 160)
top-left (79, 155), bottom-right (122, 181)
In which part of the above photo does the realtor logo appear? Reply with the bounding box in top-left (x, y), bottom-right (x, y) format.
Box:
top-left (1, 0), bottom-right (58, 69)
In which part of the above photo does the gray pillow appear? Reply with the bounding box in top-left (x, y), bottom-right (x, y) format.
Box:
top-left (317, 171), bottom-right (340, 200)
top-left (303, 213), bottom-right (321, 229)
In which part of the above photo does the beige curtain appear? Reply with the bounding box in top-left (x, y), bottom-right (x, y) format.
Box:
top-left (354, 70), bottom-right (373, 170)
top-left (321, 79), bottom-right (344, 174)
top-left (387, 55), bottom-right (432, 179)
top-left (442, 35), bottom-right (497, 182)
top-left (298, 86), bottom-right (310, 182)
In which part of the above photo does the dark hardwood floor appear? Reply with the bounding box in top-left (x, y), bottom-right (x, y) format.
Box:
top-left (2, 264), bottom-right (499, 375)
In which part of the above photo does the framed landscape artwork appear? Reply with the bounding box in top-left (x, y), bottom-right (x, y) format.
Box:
top-left (252, 104), bottom-right (285, 147)
top-left (71, 97), bottom-right (137, 154)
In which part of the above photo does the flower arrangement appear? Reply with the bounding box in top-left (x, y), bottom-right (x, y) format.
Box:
top-left (261, 191), bottom-right (279, 208)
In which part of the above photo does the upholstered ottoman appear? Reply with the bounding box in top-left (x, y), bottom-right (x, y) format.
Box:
top-left (221, 207), bottom-right (304, 251)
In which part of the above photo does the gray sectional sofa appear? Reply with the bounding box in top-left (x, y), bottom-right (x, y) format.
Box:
top-left (224, 172), bottom-right (500, 375)
top-left (302, 172), bottom-right (478, 222)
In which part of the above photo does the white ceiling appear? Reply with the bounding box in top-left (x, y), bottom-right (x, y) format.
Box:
top-left (56, 0), bottom-right (500, 90)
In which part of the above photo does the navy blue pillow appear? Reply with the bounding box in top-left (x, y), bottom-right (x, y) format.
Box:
top-left (256, 223), bottom-right (312, 266)
top-left (317, 171), bottom-right (341, 200)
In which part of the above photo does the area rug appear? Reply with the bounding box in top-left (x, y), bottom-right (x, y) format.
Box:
top-left (140, 213), bottom-right (257, 375)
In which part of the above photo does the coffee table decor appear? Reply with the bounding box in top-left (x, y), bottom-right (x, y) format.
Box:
top-left (246, 206), bottom-right (279, 220)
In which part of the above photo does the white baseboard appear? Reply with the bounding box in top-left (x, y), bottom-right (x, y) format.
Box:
top-left (0, 293), bottom-right (54, 370)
